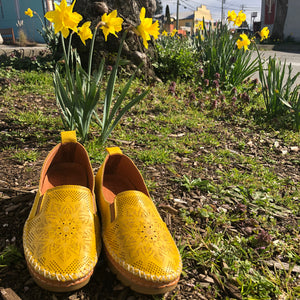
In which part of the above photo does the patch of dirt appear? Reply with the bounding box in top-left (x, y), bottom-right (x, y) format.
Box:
top-left (0, 93), bottom-right (299, 300)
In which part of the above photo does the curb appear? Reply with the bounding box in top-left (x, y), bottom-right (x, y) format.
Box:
top-left (0, 44), bottom-right (47, 57)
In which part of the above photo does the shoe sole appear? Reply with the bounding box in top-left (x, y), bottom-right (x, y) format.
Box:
top-left (27, 260), bottom-right (93, 292)
top-left (104, 246), bottom-right (179, 295)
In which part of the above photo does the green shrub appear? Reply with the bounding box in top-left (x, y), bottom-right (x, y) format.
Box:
top-left (153, 34), bottom-right (200, 82)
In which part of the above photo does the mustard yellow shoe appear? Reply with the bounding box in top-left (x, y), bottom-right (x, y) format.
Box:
top-left (95, 147), bottom-right (182, 295)
top-left (23, 131), bottom-right (100, 292)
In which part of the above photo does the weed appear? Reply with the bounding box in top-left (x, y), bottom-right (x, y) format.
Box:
top-left (180, 175), bottom-right (216, 193)
top-left (0, 245), bottom-right (23, 267)
top-left (12, 149), bottom-right (39, 163)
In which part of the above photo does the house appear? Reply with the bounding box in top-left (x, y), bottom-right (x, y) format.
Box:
top-left (261, 0), bottom-right (300, 41)
top-left (0, 0), bottom-right (54, 44)
top-left (164, 5), bottom-right (214, 35)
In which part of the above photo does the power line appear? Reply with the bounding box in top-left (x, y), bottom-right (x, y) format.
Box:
top-left (180, 0), bottom-right (195, 11)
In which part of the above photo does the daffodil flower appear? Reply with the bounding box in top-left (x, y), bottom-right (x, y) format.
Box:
top-left (236, 33), bottom-right (250, 51)
top-left (196, 21), bottom-right (204, 30)
top-left (45, 0), bottom-right (82, 38)
top-left (170, 29), bottom-right (177, 37)
top-left (162, 30), bottom-right (168, 36)
top-left (136, 7), bottom-right (160, 49)
top-left (260, 26), bottom-right (269, 41)
top-left (234, 10), bottom-right (246, 27)
top-left (77, 21), bottom-right (93, 45)
top-left (25, 8), bottom-right (33, 18)
top-left (100, 10), bottom-right (123, 41)
top-left (227, 10), bottom-right (237, 22)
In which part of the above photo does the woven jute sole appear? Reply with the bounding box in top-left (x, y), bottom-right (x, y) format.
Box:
top-left (27, 261), bottom-right (93, 292)
top-left (104, 246), bottom-right (179, 295)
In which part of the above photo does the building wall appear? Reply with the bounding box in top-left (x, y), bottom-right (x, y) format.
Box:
top-left (178, 17), bottom-right (193, 34)
top-left (261, 0), bottom-right (300, 41)
top-left (194, 5), bottom-right (213, 22)
top-left (0, 0), bottom-right (53, 44)
top-left (283, 0), bottom-right (300, 41)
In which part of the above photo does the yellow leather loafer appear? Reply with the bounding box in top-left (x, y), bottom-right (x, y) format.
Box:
top-left (23, 131), bottom-right (100, 292)
top-left (95, 147), bottom-right (182, 295)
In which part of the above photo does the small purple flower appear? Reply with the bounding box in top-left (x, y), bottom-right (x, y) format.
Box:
top-left (196, 86), bottom-right (203, 93)
top-left (168, 81), bottom-right (176, 94)
top-left (189, 92), bottom-right (196, 101)
top-left (211, 99), bottom-right (218, 109)
top-left (231, 87), bottom-right (237, 95)
top-left (214, 73), bottom-right (220, 80)
top-left (135, 87), bottom-right (141, 95)
top-left (31, 56), bottom-right (37, 61)
top-left (242, 92), bottom-right (250, 102)
top-left (213, 80), bottom-right (219, 88)
top-left (235, 203), bottom-right (247, 213)
top-left (255, 229), bottom-right (272, 247)
top-left (199, 68), bottom-right (204, 77)
top-left (204, 79), bottom-right (209, 87)
top-left (231, 96), bottom-right (237, 103)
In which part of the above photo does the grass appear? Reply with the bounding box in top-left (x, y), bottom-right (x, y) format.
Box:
top-left (1, 70), bottom-right (299, 299)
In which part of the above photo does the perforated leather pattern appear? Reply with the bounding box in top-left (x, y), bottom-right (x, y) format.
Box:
top-left (23, 186), bottom-right (100, 282)
top-left (103, 190), bottom-right (182, 283)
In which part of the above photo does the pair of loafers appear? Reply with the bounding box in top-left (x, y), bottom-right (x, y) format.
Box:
top-left (23, 131), bottom-right (182, 294)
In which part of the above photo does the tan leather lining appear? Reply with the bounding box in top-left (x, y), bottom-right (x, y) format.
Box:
top-left (40, 142), bottom-right (93, 195)
top-left (102, 155), bottom-right (149, 204)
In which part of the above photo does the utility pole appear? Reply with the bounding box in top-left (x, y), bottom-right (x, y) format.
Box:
top-left (176, 0), bottom-right (179, 30)
top-left (221, 0), bottom-right (225, 23)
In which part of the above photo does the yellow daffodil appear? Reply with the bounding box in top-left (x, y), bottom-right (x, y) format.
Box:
top-left (136, 7), bottom-right (160, 49)
top-left (170, 29), bottom-right (177, 37)
top-left (45, 0), bottom-right (82, 38)
top-left (162, 30), bottom-right (168, 36)
top-left (227, 10), bottom-right (237, 22)
top-left (236, 33), bottom-right (251, 51)
top-left (260, 26), bottom-right (269, 41)
top-left (25, 8), bottom-right (33, 18)
top-left (77, 21), bottom-right (93, 45)
top-left (196, 21), bottom-right (204, 30)
top-left (234, 10), bottom-right (246, 27)
top-left (100, 10), bottom-right (123, 41)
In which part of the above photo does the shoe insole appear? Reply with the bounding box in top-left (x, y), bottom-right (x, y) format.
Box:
top-left (42, 162), bottom-right (88, 194)
top-left (103, 174), bottom-right (136, 204)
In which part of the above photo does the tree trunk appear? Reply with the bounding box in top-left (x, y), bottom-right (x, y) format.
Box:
top-left (270, 0), bottom-right (288, 41)
top-left (72, 0), bottom-right (158, 79)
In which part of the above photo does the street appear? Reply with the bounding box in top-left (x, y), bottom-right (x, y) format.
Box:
top-left (253, 49), bottom-right (300, 86)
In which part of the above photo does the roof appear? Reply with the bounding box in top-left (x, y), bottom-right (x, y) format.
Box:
top-left (171, 11), bottom-right (194, 20)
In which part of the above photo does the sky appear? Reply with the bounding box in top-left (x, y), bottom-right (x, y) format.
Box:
top-left (161, 0), bottom-right (262, 24)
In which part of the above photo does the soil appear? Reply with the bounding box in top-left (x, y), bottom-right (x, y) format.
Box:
top-left (0, 90), bottom-right (299, 300)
